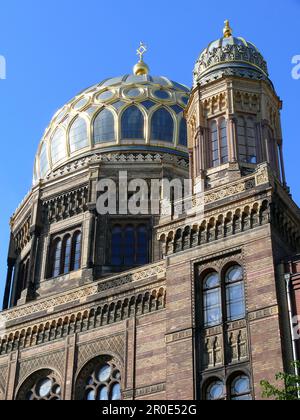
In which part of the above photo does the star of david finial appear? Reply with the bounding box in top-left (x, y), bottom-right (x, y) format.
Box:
top-left (137, 42), bottom-right (147, 62)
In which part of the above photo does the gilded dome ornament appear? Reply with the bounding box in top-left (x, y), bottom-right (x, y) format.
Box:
top-left (223, 20), bottom-right (233, 38)
top-left (133, 42), bottom-right (150, 76)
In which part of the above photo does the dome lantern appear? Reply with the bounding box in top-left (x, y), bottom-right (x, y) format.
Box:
top-left (193, 20), bottom-right (270, 87)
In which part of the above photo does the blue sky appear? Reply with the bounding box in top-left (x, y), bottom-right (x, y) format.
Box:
top-left (0, 0), bottom-right (299, 302)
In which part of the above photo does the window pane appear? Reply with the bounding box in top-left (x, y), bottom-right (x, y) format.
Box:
top-left (94, 109), bottom-right (115, 143)
top-left (204, 272), bottom-right (220, 289)
top-left (63, 236), bottom-right (72, 274)
top-left (179, 118), bottom-right (188, 146)
top-left (53, 240), bottom-right (62, 277)
top-left (111, 226), bottom-right (122, 266)
top-left (137, 226), bottom-right (148, 265)
top-left (51, 128), bottom-right (66, 164)
top-left (73, 233), bottom-right (82, 271)
top-left (40, 143), bottom-right (49, 178)
top-left (220, 119), bottom-right (228, 164)
top-left (111, 383), bottom-right (121, 401)
top-left (207, 381), bottom-right (225, 400)
top-left (121, 106), bottom-right (144, 140)
top-left (226, 266), bottom-right (243, 283)
top-left (69, 118), bottom-right (88, 153)
top-left (226, 283), bottom-right (245, 320)
top-left (124, 226), bottom-right (135, 265)
top-left (231, 376), bottom-right (252, 400)
top-left (151, 108), bottom-right (174, 142)
top-left (210, 121), bottom-right (219, 167)
top-left (204, 289), bottom-right (222, 326)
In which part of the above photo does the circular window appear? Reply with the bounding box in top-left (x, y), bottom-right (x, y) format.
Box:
top-left (73, 97), bottom-right (89, 110)
top-left (124, 88), bottom-right (142, 99)
top-left (153, 90), bottom-right (172, 100)
top-left (97, 90), bottom-right (115, 102)
top-left (207, 381), bottom-right (225, 400)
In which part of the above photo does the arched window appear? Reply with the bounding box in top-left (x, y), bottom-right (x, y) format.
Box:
top-left (75, 357), bottom-right (122, 401)
top-left (16, 369), bottom-right (62, 400)
top-left (225, 265), bottom-right (245, 321)
top-left (111, 226), bottom-right (122, 266)
top-left (39, 143), bottom-right (49, 178)
top-left (71, 232), bottom-right (82, 271)
top-left (179, 118), bottom-right (188, 146)
top-left (220, 118), bottom-right (228, 164)
top-left (230, 375), bottom-right (252, 400)
top-left (209, 119), bottom-right (228, 168)
top-left (121, 106), bottom-right (144, 140)
top-left (69, 117), bottom-right (88, 153)
top-left (62, 235), bottom-right (72, 274)
top-left (94, 109), bottom-right (115, 144)
top-left (151, 108), bottom-right (174, 142)
top-left (206, 380), bottom-right (225, 401)
top-left (210, 120), bottom-right (219, 167)
top-left (203, 272), bottom-right (222, 327)
top-left (51, 128), bottom-right (66, 164)
top-left (237, 116), bottom-right (257, 164)
top-left (52, 239), bottom-right (62, 278)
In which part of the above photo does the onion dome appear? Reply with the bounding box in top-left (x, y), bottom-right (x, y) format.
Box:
top-left (193, 20), bottom-right (271, 87)
top-left (33, 44), bottom-right (190, 184)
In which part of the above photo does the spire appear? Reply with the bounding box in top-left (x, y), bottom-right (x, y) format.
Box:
top-left (133, 42), bottom-right (150, 76)
top-left (223, 20), bottom-right (233, 38)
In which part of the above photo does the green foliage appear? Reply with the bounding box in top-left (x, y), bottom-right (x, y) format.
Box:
top-left (261, 362), bottom-right (300, 400)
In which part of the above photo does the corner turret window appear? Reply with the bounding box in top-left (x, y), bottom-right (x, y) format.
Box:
top-left (237, 116), bottom-right (257, 164)
top-left (209, 118), bottom-right (228, 168)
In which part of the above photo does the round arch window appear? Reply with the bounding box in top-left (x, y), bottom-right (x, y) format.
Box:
top-left (16, 369), bottom-right (62, 400)
top-left (230, 375), bottom-right (252, 400)
top-left (75, 356), bottom-right (122, 401)
top-left (206, 380), bottom-right (225, 400)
